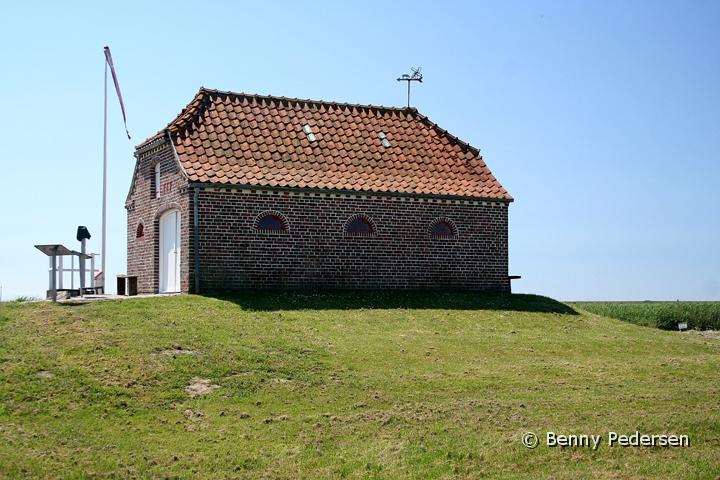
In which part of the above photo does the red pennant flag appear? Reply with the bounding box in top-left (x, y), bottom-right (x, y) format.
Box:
top-left (104, 46), bottom-right (131, 140)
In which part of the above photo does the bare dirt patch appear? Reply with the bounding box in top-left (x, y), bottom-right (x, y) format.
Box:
top-left (182, 409), bottom-right (209, 431)
top-left (159, 347), bottom-right (198, 356)
top-left (269, 378), bottom-right (291, 383)
top-left (685, 329), bottom-right (720, 340)
top-left (184, 377), bottom-right (220, 397)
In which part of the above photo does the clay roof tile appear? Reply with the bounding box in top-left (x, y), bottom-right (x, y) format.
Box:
top-left (135, 88), bottom-right (511, 200)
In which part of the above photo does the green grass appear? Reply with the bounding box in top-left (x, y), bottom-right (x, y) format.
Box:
top-left (0, 292), bottom-right (719, 479)
top-left (571, 301), bottom-right (720, 330)
top-left (2, 295), bottom-right (41, 303)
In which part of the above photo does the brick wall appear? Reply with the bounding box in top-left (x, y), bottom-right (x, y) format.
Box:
top-left (126, 143), bottom-right (190, 293)
top-left (189, 188), bottom-right (510, 292)
top-left (128, 150), bottom-right (511, 293)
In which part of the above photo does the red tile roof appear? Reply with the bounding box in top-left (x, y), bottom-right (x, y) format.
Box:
top-left (137, 88), bottom-right (512, 200)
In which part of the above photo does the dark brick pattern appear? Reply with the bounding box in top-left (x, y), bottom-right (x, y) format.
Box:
top-left (190, 188), bottom-right (509, 292)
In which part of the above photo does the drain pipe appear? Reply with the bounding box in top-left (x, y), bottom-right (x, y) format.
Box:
top-left (193, 186), bottom-right (200, 294)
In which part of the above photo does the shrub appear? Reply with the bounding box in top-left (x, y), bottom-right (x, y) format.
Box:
top-left (10, 295), bottom-right (41, 303)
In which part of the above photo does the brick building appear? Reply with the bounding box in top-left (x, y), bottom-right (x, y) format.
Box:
top-left (126, 88), bottom-right (514, 294)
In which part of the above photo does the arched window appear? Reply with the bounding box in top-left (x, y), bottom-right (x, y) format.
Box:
top-left (429, 218), bottom-right (458, 238)
top-left (258, 215), bottom-right (283, 230)
top-left (254, 211), bottom-right (289, 233)
top-left (347, 218), bottom-right (372, 234)
top-left (136, 223), bottom-right (145, 238)
top-left (344, 214), bottom-right (376, 236)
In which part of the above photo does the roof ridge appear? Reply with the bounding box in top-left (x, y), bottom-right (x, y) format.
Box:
top-left (198, 87), bottom-right (413, 114)
top-left (136, 87), bottom-right (420, 150)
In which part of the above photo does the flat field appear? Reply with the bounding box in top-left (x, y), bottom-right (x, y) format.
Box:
top-left (0, 292), bottom-right (718, 479)
top-left (570, 301), bottom-right (720, 331)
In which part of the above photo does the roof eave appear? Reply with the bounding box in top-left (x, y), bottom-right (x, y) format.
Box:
top-left (134, 136), bottom-right (168, 157)
top-left (186, 181), bottom-right (513, 203)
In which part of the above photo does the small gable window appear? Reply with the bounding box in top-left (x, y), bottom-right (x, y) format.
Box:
top-left (136, 223), bottom-right (145, 238)
top-left (254, 211), bottom-right (289, 233)
top-left (344, 214), bottom-right (376, 237)
top-left (154, 163), bottom-right (161, 199)
top-left (429, 218), bottom-right (458, 238)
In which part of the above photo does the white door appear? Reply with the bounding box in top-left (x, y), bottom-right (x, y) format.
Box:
top-left (159, 210), bottom-right (181, 293)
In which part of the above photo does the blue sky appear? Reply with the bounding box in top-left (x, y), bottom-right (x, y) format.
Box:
top-left (1, 1), bottom-right (718, 301)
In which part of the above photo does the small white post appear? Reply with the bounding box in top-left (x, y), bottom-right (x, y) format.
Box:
top-left (51, 248), bottom-right (57, 302)
top-left (48, 257), bottom-right (53, 294)
top-left (91, 254), bottom-right (97, 289)
top-left (58, 256), bottom-right (64, 290)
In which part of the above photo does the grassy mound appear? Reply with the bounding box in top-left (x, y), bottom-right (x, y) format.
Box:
top-left (0, 292), bottom-right (718, 478)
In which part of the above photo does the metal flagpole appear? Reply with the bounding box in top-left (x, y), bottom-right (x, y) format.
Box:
top-left (101, 54), bottom-right (108, 291)
top-left (99, 46), bottom-right (131, 293)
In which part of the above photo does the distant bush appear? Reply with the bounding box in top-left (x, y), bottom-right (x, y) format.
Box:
top-left (8, 296), bottom-right (41, 303)
top-left (572, 302), bottom-right (720, 331)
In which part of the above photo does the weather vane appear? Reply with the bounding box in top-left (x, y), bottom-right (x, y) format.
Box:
top-left (397, 67), bottom-right (423, 108)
